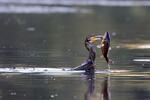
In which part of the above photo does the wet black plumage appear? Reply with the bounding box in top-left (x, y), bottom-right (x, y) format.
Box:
top-left (73, 35), bottom-right (96, 71)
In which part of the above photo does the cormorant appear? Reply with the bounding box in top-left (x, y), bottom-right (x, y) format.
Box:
top-left (72, 34), bottom-right (102, 72)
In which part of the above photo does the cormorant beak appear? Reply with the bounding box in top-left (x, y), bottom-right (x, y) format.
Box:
top-left (90, 37), bottom-right (97, 42)
top-left (90, 35), bottom-right (103, 43)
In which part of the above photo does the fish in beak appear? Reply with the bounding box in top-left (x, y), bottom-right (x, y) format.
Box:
top-left (101, 32), bottom-right (110, 64)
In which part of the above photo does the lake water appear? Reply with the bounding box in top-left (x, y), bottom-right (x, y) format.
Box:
top-left (0, 0), bottom-right (150, 100)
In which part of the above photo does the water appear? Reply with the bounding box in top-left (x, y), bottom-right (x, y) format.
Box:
top-left (0, 0), bottom-right (150, 100)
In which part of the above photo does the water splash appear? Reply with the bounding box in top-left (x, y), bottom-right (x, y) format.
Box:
top-left (0, 67), bottom-right (85, 76)
top-left (108, 64), bottom-right (111, 71)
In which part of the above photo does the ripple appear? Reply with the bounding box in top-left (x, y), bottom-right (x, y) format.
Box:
top-left (0, 68), bottom-right (149, 77)
top-left (123, 43), bottom-right (150, 49)
top-left (133, 59), bottom-right (150, 62)
top-left (1, 0), bottom-right (150, 6)
top-left (138, 44), bottom-right (150, 49)
top-left (0, 5), bottom-right (91, 14)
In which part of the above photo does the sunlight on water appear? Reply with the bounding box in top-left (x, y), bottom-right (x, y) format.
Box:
top-left (111, 71), bottom-right (150, 77)
top-left (138, 44), bottom-right (150, 49)
top-left (122, 43), bottom-right (150, 49)
top-left (1, 67), bottom-right (149, 78)
top-left (0, 5), bottom-right (91, 14)
top-left (1, 0), bottom-right (150, 6)
top-left (0, 67), bottom-right (150, 79)
top-left (133, 59), bottom-right (150, 62)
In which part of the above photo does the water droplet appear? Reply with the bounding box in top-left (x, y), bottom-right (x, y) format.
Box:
top-left (112, 61), bottom-right (115, 64)
top-left (50, 76), bottom-right (55, 80)
top-left (67, 49), bottom-right (71, 51)
top-left (108, 64), bottom-right (111, 71)
top-left (88, 78), bottom-right (91, 80)
top-left (116, 46), bottom-right (120, 48)
top-left (10, 92), bottom-right (16, 95)
top-left (97, 45), bottom-right (101, 48)
top-left (112, 32), bottom-right (116, 36)
top-left (50, 94), bottom-right (54, 98)
top-left (55, 94), bottom-right (58, 96)
top-left (26, 27), bottom-right (35, 31)
top-left (23, 94), bottom-right (26, 96)
top-left (142, 64), bottom-right (145, 66)
top-left (73, 96), bottom-right (77, 99)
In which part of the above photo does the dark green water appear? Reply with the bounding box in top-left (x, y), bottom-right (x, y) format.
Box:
top-left (0, 1), bottom-right (150, 100)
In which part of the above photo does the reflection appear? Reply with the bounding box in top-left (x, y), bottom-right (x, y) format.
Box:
top-left (100, 76), bottom-right (110, 100)
top-left (84, 72), bottom-right (110, 100)
top-left (123, 43), bottom-right (150, 49)
top-left (84, 72), bottom-right (95, 100)
top-left (133, 59), bottom-right (150, 62)
top-left (138, 44), bottom-right (150, 49)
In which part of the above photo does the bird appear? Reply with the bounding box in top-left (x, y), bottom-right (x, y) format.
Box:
top-left (72, 34), bottom-right (102, 72)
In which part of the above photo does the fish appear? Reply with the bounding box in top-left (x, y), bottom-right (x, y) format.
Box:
top-left (101, 32), bottom-right (111, 64)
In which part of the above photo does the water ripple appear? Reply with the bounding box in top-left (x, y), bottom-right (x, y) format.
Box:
top-left (133, 59), bottom-right (150, 62)
top-left (0, 5), bottom-right (91, 14)
top-left (1, 0), bottom-right (150, 6)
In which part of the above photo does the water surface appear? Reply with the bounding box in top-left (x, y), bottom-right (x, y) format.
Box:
top-left (0, 0), bottom-right (150, 100)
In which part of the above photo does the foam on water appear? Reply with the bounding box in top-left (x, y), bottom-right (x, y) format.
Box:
top-left (95, 69), bottom-right (129, 74)
top-left (1, 67), bottom-right (149, 77)
top-left (0, 67), bottom-right (86, 76)
top-left (0, 67), bottom-right (83, 73)
top-left (0, 67), bottom-right (130, 76)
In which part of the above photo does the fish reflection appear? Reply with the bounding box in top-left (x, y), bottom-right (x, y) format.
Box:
top-left (84, 73), bottom-right (110, 100)
top-left (100, 76), bottom-right (110, 100)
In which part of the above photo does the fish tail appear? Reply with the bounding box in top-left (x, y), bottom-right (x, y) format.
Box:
top-left (105, 57), bottom-right (109, 64)
top-left (101, 54), bottom-right (104, 58)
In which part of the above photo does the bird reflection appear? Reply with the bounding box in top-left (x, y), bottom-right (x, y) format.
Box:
top-left (84, 72), bottom-right (95, 100)
top-left (84, 73), bottom-right (110, 100)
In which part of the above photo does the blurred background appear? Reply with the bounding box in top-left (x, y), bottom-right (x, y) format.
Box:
top-left (0, 0), bottom-right (150, 100)
top-left (0, 0), bottom-right (150, 69)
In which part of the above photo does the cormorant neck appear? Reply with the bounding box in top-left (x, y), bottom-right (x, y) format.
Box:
top-left (85, 41), bottom-right (96, 63)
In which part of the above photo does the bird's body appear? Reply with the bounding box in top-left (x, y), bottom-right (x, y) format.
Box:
top-left (73, 35), bottom-right (97, 72)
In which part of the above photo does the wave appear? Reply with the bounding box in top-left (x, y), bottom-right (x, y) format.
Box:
top-left (0, 5), bottom-right (91, 14)
top-left (0, 0), bottom-right (150, 6)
